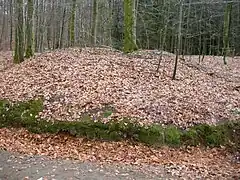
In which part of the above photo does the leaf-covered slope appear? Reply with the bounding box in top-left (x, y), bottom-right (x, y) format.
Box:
top-left (0, 48), bottom-right (239, 127)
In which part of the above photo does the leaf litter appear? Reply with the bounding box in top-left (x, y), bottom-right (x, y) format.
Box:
top-left (0, 47), bottom-right (239, 127)
top-left (0, 48), bottom-right (240, 178)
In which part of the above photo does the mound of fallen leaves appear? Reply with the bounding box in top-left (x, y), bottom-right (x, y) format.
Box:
top-left (0, 48), bottom-right (239, 127)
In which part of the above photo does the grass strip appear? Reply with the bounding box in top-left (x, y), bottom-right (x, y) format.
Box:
top-left (0, 99), bottom-right (239, 149)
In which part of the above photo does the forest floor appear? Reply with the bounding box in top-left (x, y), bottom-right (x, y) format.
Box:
top-left (0, 47), bottom-right (239, 127)
top-left (0, 48), bottom-right (240, 179)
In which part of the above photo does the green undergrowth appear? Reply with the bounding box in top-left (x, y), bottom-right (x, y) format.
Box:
top-left (0, 99), bottom-right (239, 150)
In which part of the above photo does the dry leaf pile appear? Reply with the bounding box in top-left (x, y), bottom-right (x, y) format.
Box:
top-left (0, 48), bottom-right (239, 127)
top-left (0, 128), bottom-right (239, 179)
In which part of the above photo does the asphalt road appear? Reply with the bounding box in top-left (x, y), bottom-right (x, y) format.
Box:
top-left (0, 151), bottom-right (173, 180)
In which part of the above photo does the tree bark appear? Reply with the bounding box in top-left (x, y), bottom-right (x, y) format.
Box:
top-left (0, 0), bottom-right (6, 48)
top-left (60, 5), bottom-right (66, 49)
top-left (69, 0), bottom-right (77, 47)
top-left (172, 0), bottom-right (183, 80)
top-left (91, 0), bottom-right (98, 46)
top-left (25, 0), bottom-right (34, 58)
top-left (14, 0), bottom-right (24, 63)
top-left (9, 0), bottom-right (13, 50)
top-left (132, 0), bottom-right (138, 46)
top-left (123, 0), bottom-right (137, 53)
top-left (223, 3), bottom-right (232, 65)
top-left (34, 0), bottom-right (39, 52)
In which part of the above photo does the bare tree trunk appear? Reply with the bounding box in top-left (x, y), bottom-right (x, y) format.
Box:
top-left (198, 6), bottom-right (203, 63)
top-left (9, 0), bottom-right (13, 50)
top-left (34, 0), bottom-right (39, 52)
top-left (183, 0), bottom-right (191, 58)
top-left (60, 5), bottom-right (66, 49)
top-left (38, 0), bottom-right (45, 52)
top-left (107, 0), bottom-right (113, 46)
top-left (132, 0), bottom-right (138, 46)
top-left (46, 0), bottom-right (52, 50)
top-left (201, 37), bottom-right (206, 62)
top-left (14, 0), bottom-right (24, 63)
top-left (157, 0), bottom-right (169, 73)
top-left (0, 0), bottom-right (6, 47)
top-left (51, 0), bottom-right (56, 49)
top-left (91, 0), bottom-right (98, 46)
top-left (172, 0), bottom-right (183, 80)
top-left (69, 0), bottom-right (77, 47)
top-left (123, 0), bottom-right (137, 53)
top-left (25, 0), bottom-right (34, 58)
top-left (223, 3), bottom-right (232, 65)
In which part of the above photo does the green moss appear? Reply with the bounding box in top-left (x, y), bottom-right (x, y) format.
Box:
top-left (138, 125), bottom-right (164, 146)
top-left (0, 99), bottom-right (43, 127)
top-left (206, 125), bottom-right (230, 147)
top-left (103, 110), bottom-right (113, 118)
top-left (226, 121), bottom-right (240, 151)
top-left (0, 99), bottom-right (239, 149)
top-left (165, 126), bottom-right (181, 146)
top-left (181, 128), bottom-right (199, 146)
top-left (80, 114), bottom-right (92, 122)
top-left (189, 124), bottom-right (229, 147)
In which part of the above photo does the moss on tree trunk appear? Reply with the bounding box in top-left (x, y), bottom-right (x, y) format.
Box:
top-left (14, 0), bottom-right (24, 63)
top-left (25, 0), bottom-right (34, 58)
top-left (123, 0), bottom-right (137, 53)
top-left (69, 0), bottom-right (76, 47)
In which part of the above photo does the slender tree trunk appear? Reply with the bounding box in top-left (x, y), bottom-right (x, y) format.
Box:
top-left (25, 0), bottom-right (34, 58)
top-left (34, 0), bottom-right (39, 52)
top-left (14, 0), bottom-right (24, 63)
top-left (51, 0), bottom-right (56, 49)
top-left (60, 6), bottom-right (66, 49)
top-left (198, 6), bottom-right (203, 62)
top-left (9, 0), bottom-right (13, 50)
top-left (69, 0), bottom-right (77, 47)
top-left (91, 0), bottom-right (98, 46)
top-left (0, 0), bottom-right (6, 48)
top-left (183, 0), bottom-right (191, 57)
top-left (217, 35), bottom-right (221, 56)
top-left (38, 0), bottom-right (45, 52)
top-left (107, 0), bottom-right (113, 46)
top-left (170, 31), bottom-right (175, 53)
top-left (132, 0), bottom-right (138, 46)
top-left (201, 37), bottom-right (206, 62)
top-left (172, 0), bottom-right (183, 80)
top-left (53, 1), bottom-right (61, 49)
top-left (157, 0), bottom-right (169, 73)
top-left (32, 0), bottom-right (36, 52)
top-left (223, 3), bottom-right (232, 65)
top-left (46, 0), bottom-right (52, 50)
